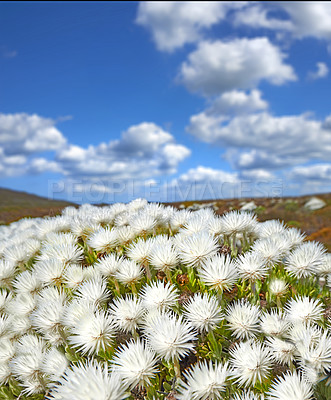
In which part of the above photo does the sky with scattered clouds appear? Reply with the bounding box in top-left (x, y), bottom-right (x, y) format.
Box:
top-left (1, 2), bottom-right (331, 203)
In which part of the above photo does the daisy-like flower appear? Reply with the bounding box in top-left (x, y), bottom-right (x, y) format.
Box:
top-left (221, 211), bottom-right (258, 236)
top-left (61, 299), bottom-right (96, 329)
top-left (170, 209), bottom-right (191, 232)
top-left (177, 360), bottom-right (229, 400)
top-left (252, 237), bottom-right (289, 266)
top-left (299, 330), bottom-right (331, 373)
top-left (266, 337), bottom-right (296, 365)
top-left (283, 227), bottom-right (306, 249)
top-left (0, 260), bottom-right (16, 287)
top-left (41, 347), bottom-right (69, 384)
top-left (95, 254), bottom-right (123, 278)
top-left (33, 259), bottom-right (67, 286)
top-left (208, 216), bottom-right (224, 237)
top-left (181, 214), bottom-right (210, 235)
top-left (269, 278), bottom-right (288, 297)
top-left (260, 309), bottom-right (289, 337)
top-left (144, 311), bottom-right (197, 361)
top-left (226, 300), bottom-right (261, 340)
top-left (148, 241), bottom-right (179, 273)
top-left (13, 270), bottom-right (43, 295)
top-left (285, 241), bottom-right (326, 278)
top-left (230, 340), bottom-right (273, 387)
top-left (198, 254), bottom-right (238, 292)
top-left (140, 281), bottom-right (179, 311)
top-left (5, 292), bottom-right (36, 317)
top-left (267, 371), bottom-right (313, 400)
top-left (47, 360), bottom-right (128, 400)
top-left (287, 323), bottom-right (322, 358)
top-left (112, 339), bottom-right (158, 389)
top-left (110, 295), bottom-right (145, 334)
top-left (182, 293), bottom-right (223, 333)
top-left (236, 251), bottom-right (269, 282)
top-left (284, 296), bottom-right (324, 325)
top-left (0, 290), bottom-right (12, 313)
top-left (126, 238), bottom-right (155, 264)
top-left (177, 231), bottom-right (219, 268)
top-left (116, 225), bottom-right (135, 246)
top-left (317, 253), bottom-right (331, 276)
top-left (68, 310), bottom-right (116, 356)
top-left (3, 242), bottom-right (34, 266)
top-left (63, 264), bottom-right (88, 290)
top-left (129, 212), bottom-right (157, 236)
top-left (30, 299), bottom-right (66, 345)
top-left (231, 391), bottom-right (264, 400)
top-left (88, 227), bottom-right (119, 253)
top-left (115, 259), bottom-right (143, 286)
top-left (257, 219), bottom-right (286, 239)
top-left (39, 242), bottom-right (84, 265)
top-left (75, 277), bottom-right (110, 307)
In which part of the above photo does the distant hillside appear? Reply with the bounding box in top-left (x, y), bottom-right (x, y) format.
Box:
top-left (0, 188), bottom-right (75, 224)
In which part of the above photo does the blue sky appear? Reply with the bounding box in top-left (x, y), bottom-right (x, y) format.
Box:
top-left (1, 2), bottom-right (331, 203)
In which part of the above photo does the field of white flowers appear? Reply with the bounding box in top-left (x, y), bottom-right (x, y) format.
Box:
top-left (0, 198), bottom-right (330, 400)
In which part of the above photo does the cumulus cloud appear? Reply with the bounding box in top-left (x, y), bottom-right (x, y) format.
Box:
top-left (207, 89), bottom-right (268, 116)
top-left (233, 2), bottom-right (331, 41)
top-left (308, 62), bottom-right (329, 80)
top-left (136, 2), bottom-right (247, 52)
top-left (289, 163), bottom-right (331, 182)
top-left (0, 114), bottom-right (190, 183)
top-left (177, 38), bottom-right (296, 96)
top-left (56, 122), bottom-right (191, 179)
top-left (187, 111), bottom-right (331, 170)
top-left (0, 113), bottom-right (67, 156)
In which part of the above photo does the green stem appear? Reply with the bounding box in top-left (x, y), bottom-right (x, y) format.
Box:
top-left (173, 357), bottom-right (181, 381)
top-left (165, 268), bottom-right (172, 283)
top-left (130, 281), bottom-right (138, 295)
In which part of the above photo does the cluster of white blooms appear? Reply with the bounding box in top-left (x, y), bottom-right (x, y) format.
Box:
top-left (0, 200), bottom-right (330, 400)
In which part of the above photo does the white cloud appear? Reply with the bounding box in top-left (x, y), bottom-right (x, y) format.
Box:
top-left (136, 2), bottom-right (247, 52)
top-left (308, 62), bottom-right (329, 80)
top-left (0, 113), bottom-right (67, 156)
top-left (178, 38), bottom-right (296, 96)
top-left (207, 89), bottom-right (268, 115)
top-left (233, 4), bottom-right (294, 31)
top-left (172, 165), bottom-right (238, 186)
top-left (280, 2), bottom-right (331, 40)
top-left (56, 122), bottom-right (191, 179)
top-left (233, 3), bottom-right (331, 42)
top-left (289, 164), bottom-right (331, 182)
top-left (187, 111), bottom-right (331, 170)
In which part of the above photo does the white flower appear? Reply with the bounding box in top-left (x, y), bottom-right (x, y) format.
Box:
top-left (183, 293), bottom-right (223, 333)
top-left (221, 211), bottom-right (257, 236)
top-left (115, 259), bottom-right (143, 286)
top-left (129, 213), bottom-right (157, 235)
top-left (75, 277), bottom-right (110, 306)
top-left (170, 210), bottom-right (191, 232)
top-left (116, 225), bottom-right (135, 246)
top-left (0, 290), bottom-right (12, 313)
top-left (47, 360), bottom-right (128, 400)
top-left (178, 360), bottom-right (229, 400)
top-left (88, 227), bottom-right (119, 253)
top-left (0, 260), bottom-right (16, 287)
top-left (34, 259), bottom-right (67, 286)
top-left (15, 333), bottom-right (47, 356)
top-left (126, 238), bottom-right (155, 264)
top-left (252, 237), bottom-right (289, 266)
top-left (226, 300), bottom-right (261, 340)
top-left (13, 270), bottom-right (43, 295)
top-left (231, 390), bottom-right (264, 400)
top-left (266, 337), bottom-right (296, 365)
top-left (285, 241), bottom-right (326, 278)
top-left (41, 347), bottom-right (69, 384)
top-left (68, 310), bottom-right (116, 356)
top-left (95, 254), bottom-right (123, 278)
top-left (63, 264), bottom-right (88, 290)
top-left (148, 241), bottom-right (179, 272)
top-left (299, 330), bottom-right (331, 373)
top-left (283, 228), bottom-right (306, 249)
top-left (177, 231), bottom-right (219, 268)
top-left (284, 296), bottom-right (324, 325)
top-left (236, 251), bottom-right (269, 282)
top-left (267, 371), bottom-right (313, 400)
top-left (257, 220), bottom-right (286, 238)
top-left (317, 253), bottom-right (331, 276)
top-left (199, 254), bottom-right (238, 292)
top-left (110, 295), bottom-right (145, 334)
top-left (269, 278), bottom-right (288, 297)
top-left (260, 309), bottom-right (289, 337)
top-left (287, 323), bottom-right (322, 358)
top-left (38, 242), bottom-right (84, 264)
top-left (208, 216), bottom-right (224, 237)
top-left (140, 281), bottom-right (179, 311)
top-left (230, 340), bottom-right (273, 387)
top-left (144, 311), bottom-right (197, 361)
top-left (112, 339), bottom-right (158, 389)
top-left (5, 292), bottom-right (36, 317)
top-left (61, 299), bottom-right (96, 329)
